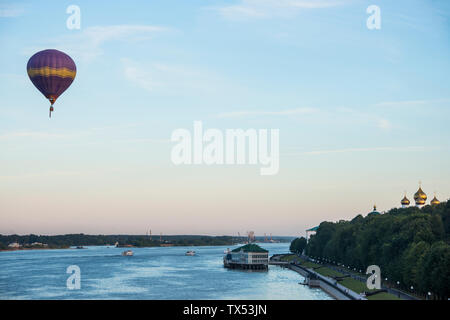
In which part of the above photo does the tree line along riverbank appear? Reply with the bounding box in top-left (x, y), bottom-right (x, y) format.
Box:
top-left (290, 200), bottom-right (450, 300)
top-left (0, 234), bottom-right (234, 250)
top-left (0, 234), bottom-right (293, 251)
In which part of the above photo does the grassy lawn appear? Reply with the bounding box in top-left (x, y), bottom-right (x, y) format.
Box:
top-left (280, 254), bottom-right (297, 262)
top-left (367, 292), bottom-right (402, 300)
top-left (280, 256), bottom-right (402, 300)
top-left (339, 278), bottom-right (373, 293)
top-left (334, 266), bottom-right (366, 277)
top-left (301, 261), bottom-right (321, 269)
top-left (339, 278), bottom-right (401, 300)
top-left (279, 254), bottom-right (303, 263)
top-left (314, 267), bottom-right (345, 278)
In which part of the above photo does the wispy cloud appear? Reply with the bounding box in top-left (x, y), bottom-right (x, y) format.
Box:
top-left (0, 73), bottom-right (28, 85)
top-left (0, 171), bottom-right (84, 180)
top-left (83, 25), bottom-right (165, 45)
top-left (216, 107), bottom-right (318, 118)
top-left (215, 107), bottom-right (392, 131)
top-left (0, 131), bottom-right (76, 140)
top-left (216, 0), bottom-right (348, 20)
top-left (376, 118), bottom-right (391, 130)
top-left (0, 3), bottom-right (24, 17)
top-left (113, 138), bottom-right (171, 144)
top-left (0, 167), bottom-right (133, 181)
top-left (301, 146), bottom-right (437, 155)
top-left (122, 58), bottom-right (224, 95)
top-left (0, 123), bottom-right (141, 141)
top-left (24, 25), bottom-right (168, 62)
top-left (122, 59), bottom-right (162, 92)
top-left (374, 98), bottom-right (450, 108)
top-left (0, 125), bottom-right (171, 147)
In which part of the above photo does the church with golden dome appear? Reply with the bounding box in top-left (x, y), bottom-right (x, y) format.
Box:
top-left (401, 182), bottom-right (440, 208)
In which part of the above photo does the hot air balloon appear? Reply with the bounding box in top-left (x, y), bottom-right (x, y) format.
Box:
top-left (27, 49), bottom-right (76, 118)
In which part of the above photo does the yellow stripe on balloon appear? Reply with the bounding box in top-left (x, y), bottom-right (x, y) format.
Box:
top-left (27, 67), bottom-right (76, 79)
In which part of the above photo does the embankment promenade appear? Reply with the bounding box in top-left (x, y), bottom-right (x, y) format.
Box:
top-left (270, 255), bottom-right (363, 300)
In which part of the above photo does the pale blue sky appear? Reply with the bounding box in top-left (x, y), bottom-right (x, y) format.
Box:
top-left (0, 0), bottom-right (449, 236)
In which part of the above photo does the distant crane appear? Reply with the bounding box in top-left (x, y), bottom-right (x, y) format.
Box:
top-left (247, 231), bottom-right (255, 243)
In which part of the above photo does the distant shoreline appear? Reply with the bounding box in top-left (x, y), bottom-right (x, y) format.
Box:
top-left (0, 234), bottom-right (292, 252)
top-left (0, 246), bottom-right (70, 252)
top-left (0, 242), bottom-right (289, 253)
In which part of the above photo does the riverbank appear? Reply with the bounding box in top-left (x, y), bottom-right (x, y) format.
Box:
top-left (0, 234), bottom-right (293, 252)
top-left (271, 254), bottom-right (403, 300)
top-left (270, 255), bottom-right (360, 300)
top-left (0, 246), bottom-right (70, 252)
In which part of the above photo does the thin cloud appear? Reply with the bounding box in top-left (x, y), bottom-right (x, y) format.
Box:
top-left (113, 138), bottom-right (171, 144)
top-left (374, 98), bottom-right (450, 108)
top-left (216, 0), bottom-right (348, 20)
top-left (83, 25), bottom-right (166, 45)
top-left (24, 25), bottom-right (169, 62)
top-left (0, 167), bottom-right (133, 181)
top-left (216, 107), bottom-right (318, 118)
top-left (302, 146), bottom-right (435, 155)
top-left (376, 118), bottom-right (392, 130)
top-left (216, 106), bottom-right (393, 132)
top-left (0, 124), bottom-right (142, 141)
top-left (0, 131), bottom-right (75, 140)
top-left (0, 3), bottom-right (24, 17)
top-left (122, 58), bottom-right (224, 94)
top-left (0, 171), bottom-right (83, 180)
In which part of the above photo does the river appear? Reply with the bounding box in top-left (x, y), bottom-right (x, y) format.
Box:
top-left (0, 242), bottom-right (332, 300)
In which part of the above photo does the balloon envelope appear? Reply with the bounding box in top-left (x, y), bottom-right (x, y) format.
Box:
top-left (27, 49), bottom-right (76, 105)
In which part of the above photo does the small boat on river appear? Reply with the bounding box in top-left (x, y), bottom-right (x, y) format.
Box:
top-left (122, 250), bottom-right (133, 256)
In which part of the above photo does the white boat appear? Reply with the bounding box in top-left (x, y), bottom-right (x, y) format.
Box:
top-left (185, 250), bottom-right (196, 256)
top-left (122, 250), bottom-right (133, 256)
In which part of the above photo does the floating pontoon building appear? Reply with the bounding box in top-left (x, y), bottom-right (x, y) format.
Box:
top-left (223, 244), bottom-right (269, 270)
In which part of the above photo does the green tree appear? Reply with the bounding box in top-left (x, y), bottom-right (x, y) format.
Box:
top-left (304, 200), bottom-right (450, 299)
top-left (290, 237), bottom-right (307, 254)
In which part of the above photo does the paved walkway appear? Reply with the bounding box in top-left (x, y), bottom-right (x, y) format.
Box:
top-left (291, 264), bottom-right (365, 300)
top-left (271, 255), bottom-right (364, 300)
top-left (300, 255), bottom-right (420, 300)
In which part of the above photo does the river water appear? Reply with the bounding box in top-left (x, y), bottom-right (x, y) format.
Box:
top-left (0, 242), bottom-right (332, 300)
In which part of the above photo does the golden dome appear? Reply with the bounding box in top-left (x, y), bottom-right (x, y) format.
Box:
top-left (431, 195), bottom-right (440, 206)
top-left (368, 204), bottom-right (380, 215)
top-left (415, 198), bottom-right (426, 205)
top-left (414, 182), bottom-right (427, 205)
top-left (401, 195), bottom-right (410, 206)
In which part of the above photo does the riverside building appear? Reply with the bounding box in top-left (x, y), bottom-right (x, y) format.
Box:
top-left (223, 244), bottom-right (269, 270)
